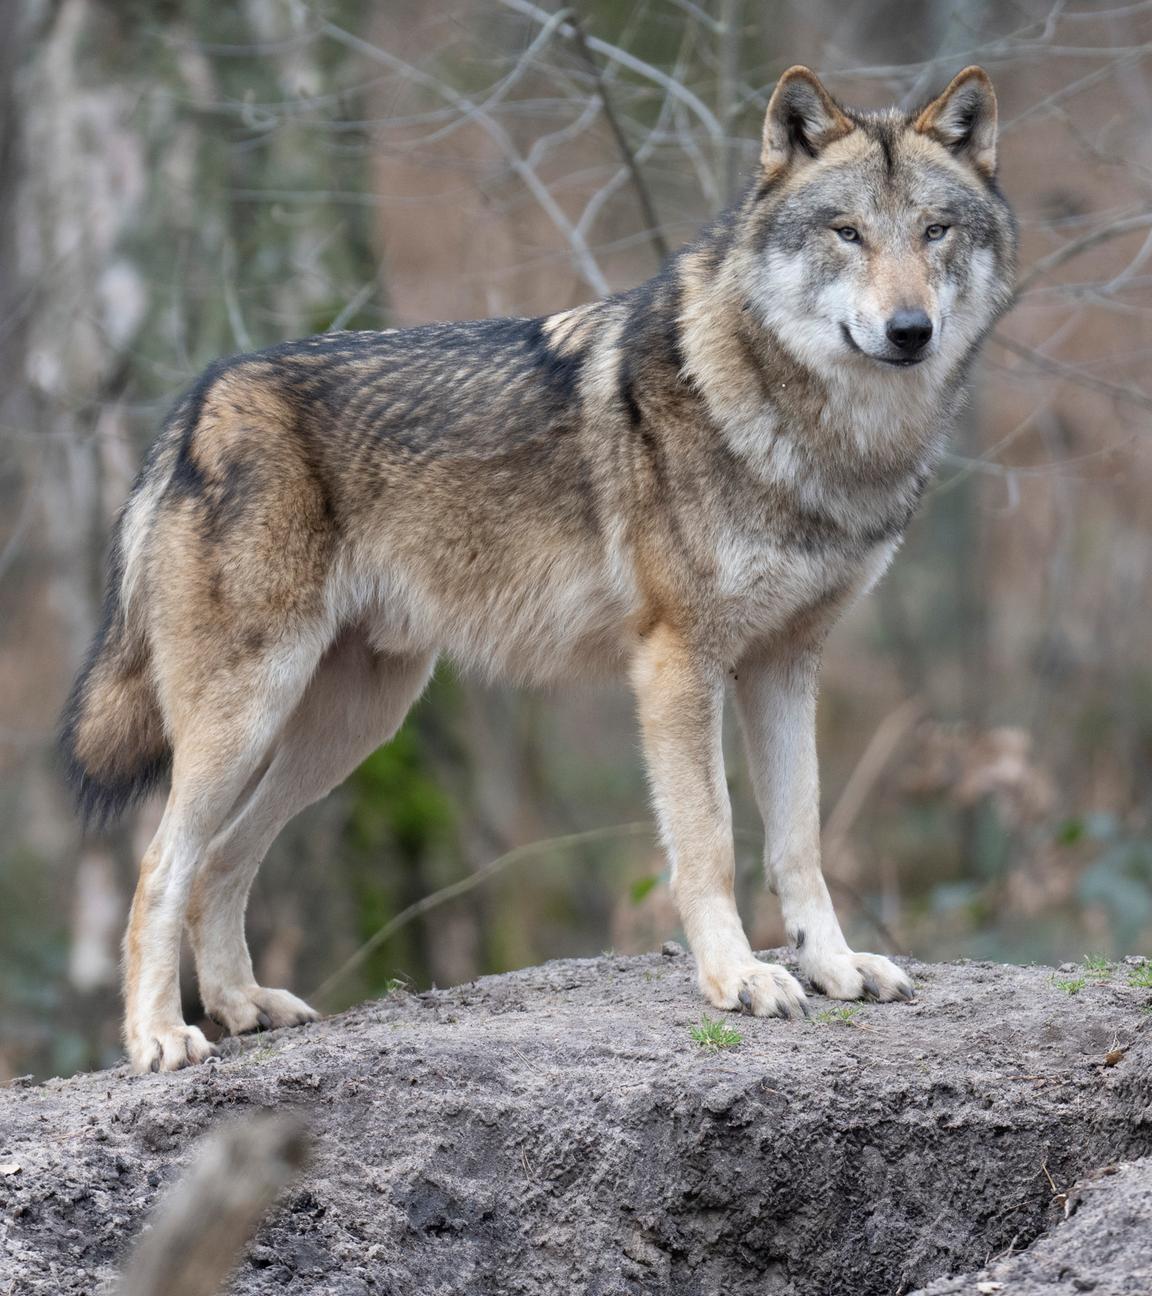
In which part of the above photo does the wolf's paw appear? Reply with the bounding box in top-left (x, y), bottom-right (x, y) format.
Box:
top-left (131, 1024), bottom-right (218, 1074)
top-left (804, 951), bottom-right (915, 1002)
top-left (701, 958), bottom-right (810, 1020)
top-left (204, 985), bottom-right (320, 1037)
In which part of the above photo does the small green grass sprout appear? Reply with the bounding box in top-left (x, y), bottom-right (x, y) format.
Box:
top-left (690, 1015), bottom-right (744, 1051)
top-left (814, 1004), bottom-right (862, 1026)
top-left (1127, 961), bottom-right (1152, 989)
top-left (1082, 954), bottom-right (1112, 978)
top-left (1052, 976), bottom-right (1086, 995)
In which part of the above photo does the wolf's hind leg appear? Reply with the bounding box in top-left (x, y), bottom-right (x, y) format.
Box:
top-left (124, 636), bottom-right (326, 1073)
top-left (631, 626), bottom-right (809, 1019)
top-left (187, 637), bottom-right (434, 1037)
top-left (734, 643), bottom-right (914, 1004)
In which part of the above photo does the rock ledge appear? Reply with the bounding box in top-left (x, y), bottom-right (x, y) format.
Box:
top-left (1, 952), bottom-right (1150, 1294)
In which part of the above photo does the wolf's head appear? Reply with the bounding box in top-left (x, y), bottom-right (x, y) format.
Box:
top-left (740, 66), bottom-right (1016, 380)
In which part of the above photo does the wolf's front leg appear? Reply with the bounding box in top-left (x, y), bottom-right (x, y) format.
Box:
top-left (735, 644), bottom-right (914, 1003)
top-left (632, 626), bottom-right (808, 1019)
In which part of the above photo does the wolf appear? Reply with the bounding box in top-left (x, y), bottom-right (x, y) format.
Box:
top-left (60, 66), bottom-right (1016, 1072)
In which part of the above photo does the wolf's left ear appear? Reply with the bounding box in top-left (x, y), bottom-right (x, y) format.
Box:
top-left (914, 66), bottom-right (998, 177)
top-left (761, 66), bottom-right (854, 178)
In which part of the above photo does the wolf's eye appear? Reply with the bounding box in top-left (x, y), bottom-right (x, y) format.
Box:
top-left (925, 223), bottom-right (950, 241)
top-left (835, 226), bottom-right (860, 243)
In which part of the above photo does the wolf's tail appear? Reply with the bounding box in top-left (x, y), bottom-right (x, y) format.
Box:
top-left (59, 477), bottom-right (172, 829)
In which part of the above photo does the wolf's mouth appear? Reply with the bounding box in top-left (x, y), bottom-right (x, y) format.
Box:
top-left (840, 324), bottom-right (926, 368)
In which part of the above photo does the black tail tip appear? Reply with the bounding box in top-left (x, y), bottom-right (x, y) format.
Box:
top-left (57, 716), bottom-right (171, 833)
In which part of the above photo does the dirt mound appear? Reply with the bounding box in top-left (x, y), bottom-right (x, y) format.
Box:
top-left (1, 950), bottom-right (1150, 1294)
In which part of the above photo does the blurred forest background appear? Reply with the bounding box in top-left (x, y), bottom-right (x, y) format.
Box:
top-left (1, 0), bottom-right (1150, 1081)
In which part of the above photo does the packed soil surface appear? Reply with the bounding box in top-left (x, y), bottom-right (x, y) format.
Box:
top-left (1, 950), bottom-right (1150, 1295)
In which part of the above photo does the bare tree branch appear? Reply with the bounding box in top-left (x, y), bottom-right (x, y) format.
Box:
top-left (498, 0), bottom-right (725, 140)
top-left (306, 5), bottom-right (612, 295)
top-left (991, 331), bottom-right (1152, 413)
top-left (310, 824), bottom-right (653, 1007)
top-left (115, 1115), bottom-right (311, 1296)
top-left (1017, 214), bottom-right (1152, 294)
top-left (567, 10), bottom-right (669, 263)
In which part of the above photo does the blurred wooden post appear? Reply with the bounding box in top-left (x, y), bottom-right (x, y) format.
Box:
top-left (115, 1113), bottom-right (311, 1296)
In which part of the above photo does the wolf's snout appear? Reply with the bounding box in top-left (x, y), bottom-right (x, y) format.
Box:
top-left (885, 309), bottom-right (933, 354)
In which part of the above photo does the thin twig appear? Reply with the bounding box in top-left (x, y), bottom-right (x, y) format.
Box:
top-left (499, 0), bottom-right (725, 140)
top-left (714, 0), bottom-right (742, 198)
top-left (731, 829), bottom-right (906, 955)
top-left (304, 4), bottom-right (611, 295)
top-left (567, 11), bottom-right (669, 263)
top-left (822, 699), bottom-right (924, 852)
top-left (327, 281), bottom-right (377, 333)
top-left (824, 877), bottom-right (907, 956)
top-left (991, 331), bottom-right (1152, 413)
top-left (1016, 213), bottom-right (1152, 294)
top-left (310, 823), bottom-right (653, 1006)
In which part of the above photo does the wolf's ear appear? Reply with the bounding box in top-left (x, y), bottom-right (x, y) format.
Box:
top-left (914, 66), bottom-right (998, 177)
top-left (761, 66), bottom-right (854, 178)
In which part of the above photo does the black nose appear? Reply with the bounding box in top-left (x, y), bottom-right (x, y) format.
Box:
top-left (885, 309), bottom-right (933, 353)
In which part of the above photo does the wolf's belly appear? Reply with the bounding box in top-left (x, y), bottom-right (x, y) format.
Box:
top-left (329, 516), bottom-right (896, 681)
top-left (330, 532), bottom-right (639, 684)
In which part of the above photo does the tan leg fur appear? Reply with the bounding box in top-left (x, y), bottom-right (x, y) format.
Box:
top-left (631, 625), bottom-right (809, 1018)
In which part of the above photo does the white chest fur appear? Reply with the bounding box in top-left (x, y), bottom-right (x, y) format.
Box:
top-left (711, 523), bottom-right (900, 639)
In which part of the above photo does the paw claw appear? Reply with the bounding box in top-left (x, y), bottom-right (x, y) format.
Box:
top-left (132, 1025), bottom-right (217, 1074)
top-left (702, 958), bottom-right (809, 1020)
top-left (202, 986), bottom-right (320, 1038)
top-left (802, 951), bottom-right (914, 1004)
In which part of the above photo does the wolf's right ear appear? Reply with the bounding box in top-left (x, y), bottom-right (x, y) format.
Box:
top-left (761, 66), bottom-right (854, 179)
top-left (914, 67), bottom-right (998, 177)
